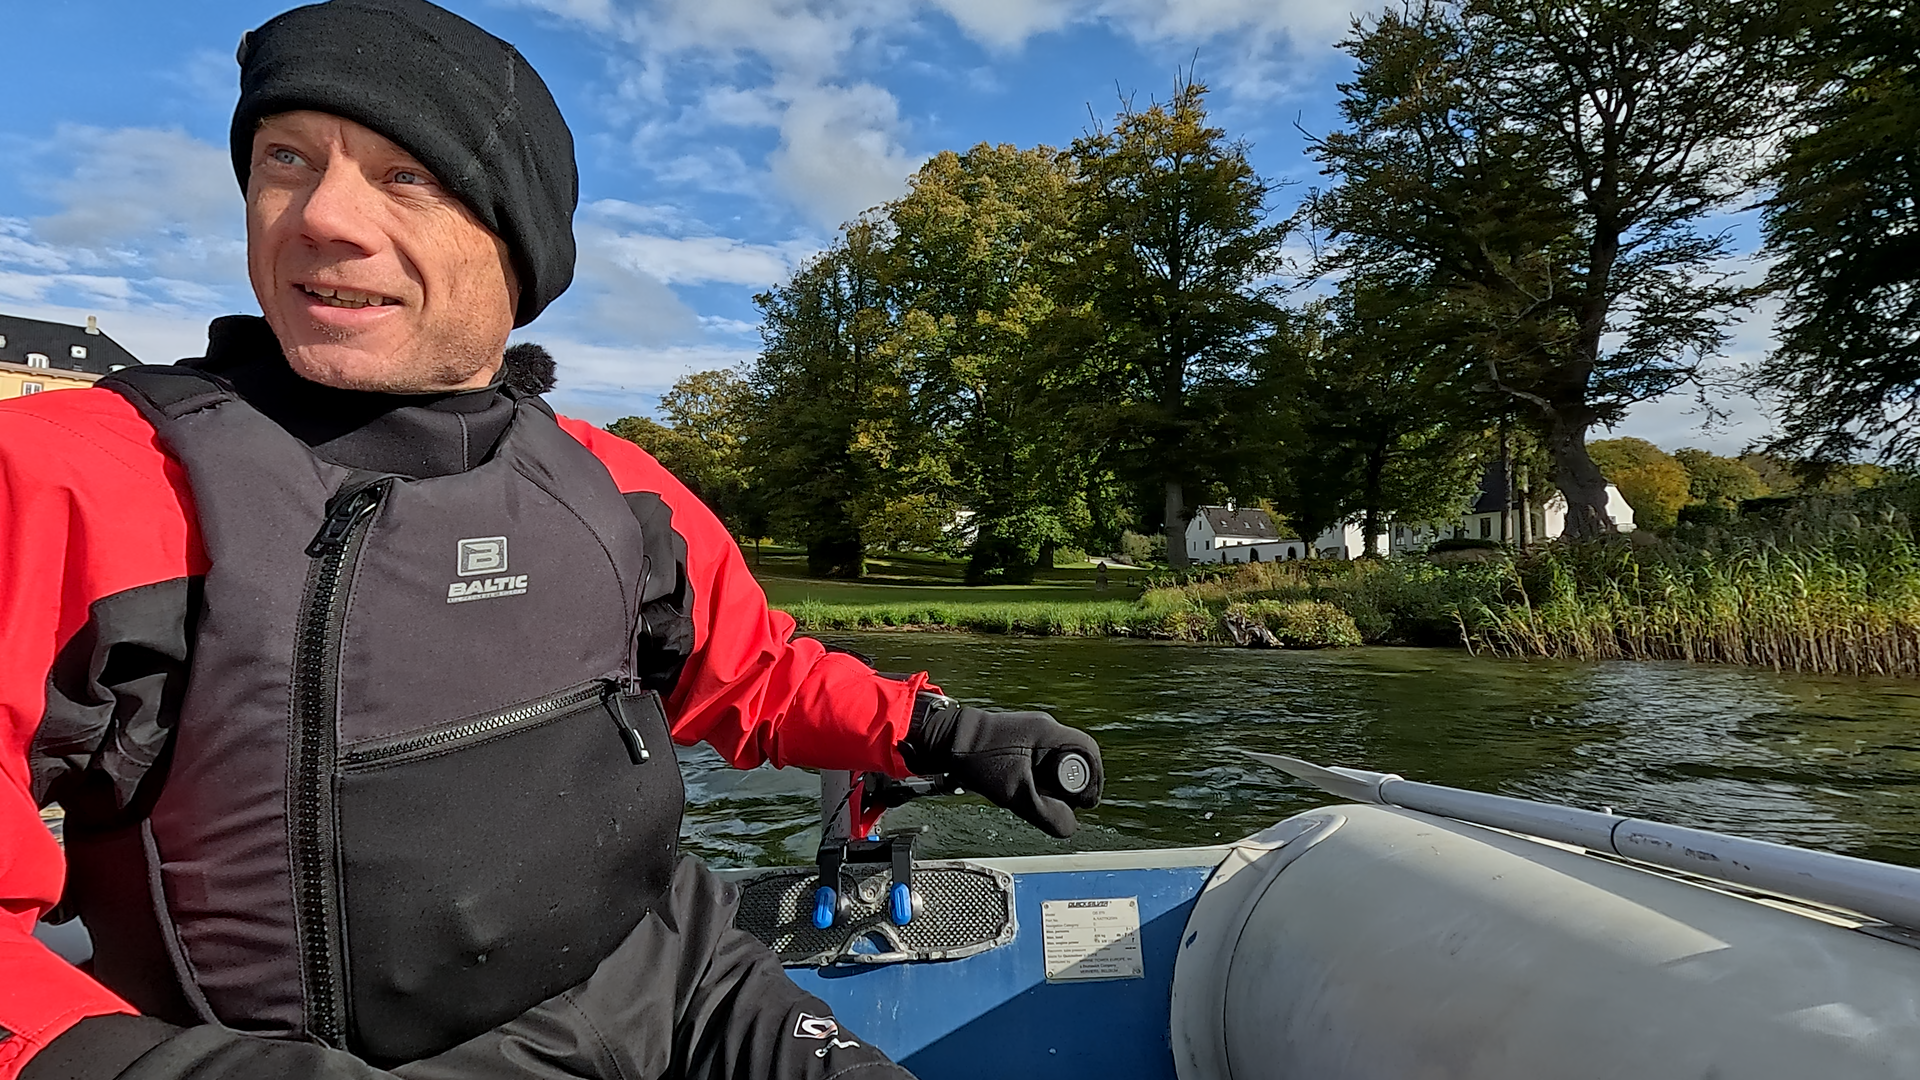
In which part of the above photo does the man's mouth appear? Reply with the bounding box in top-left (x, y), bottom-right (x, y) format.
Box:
top-left (300, 284), bottom-right (402, 309)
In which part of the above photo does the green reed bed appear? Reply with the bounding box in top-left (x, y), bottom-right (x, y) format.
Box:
top-left (1463, 516), bottom-right (1920, 676)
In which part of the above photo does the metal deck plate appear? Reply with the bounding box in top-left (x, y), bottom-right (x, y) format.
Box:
top-left (734, 861), bottom-right (1016, 966)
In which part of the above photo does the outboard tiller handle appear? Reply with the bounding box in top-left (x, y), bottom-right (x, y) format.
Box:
top-left (1047, 750), bottom-right (1092, 797)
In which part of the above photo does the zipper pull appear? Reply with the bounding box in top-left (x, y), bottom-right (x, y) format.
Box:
top-left (305, 485), bottom-right (383, 557)
top-left (603, 682), bottom-right (651, 765)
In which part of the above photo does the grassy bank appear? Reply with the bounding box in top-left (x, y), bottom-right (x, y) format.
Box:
top-left (772, 558), bottom-right (1469, 648)
top-left (768, 488), bottom-right (1920, 675)
top-left (781, 598), bottom-right (1145, 636)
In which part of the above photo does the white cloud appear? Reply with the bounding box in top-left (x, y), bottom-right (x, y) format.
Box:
top-left (770, 81), bottom-right (923, 228)
top-left (0, 126), bottom-right (249, 329)
top-left (31, 125), bottom-right (245, 287)
top-left (636, 0), bottom-right (904, 83)
top-left (1098, 0), bottom-right (1358, 48)
top-left (504, 0), bottom-right (620, 31)
top-left (547, 223), bottom-right (707, 346)
top-left (699, 314), bottom-right (761, 335)
top-left (171, 48), bottom-right (239, 114)
top-left (527, 335), bottom-right (756, 420)
top-left (534, 205), bottom-right (808, 356)
top-left (925, 0), bottom-right (1076, 50)
top-left (600, 232), bottom-right (813, 286)
top-left (525, 0), bottom-right (1364, 225)
top-left (0, 219), bottom-right (73, 273)
top-left (0, 270), bottom-right (139, 308)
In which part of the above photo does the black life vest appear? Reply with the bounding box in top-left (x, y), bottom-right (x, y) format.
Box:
top-left (67, 364), bottom-right (686, 1065)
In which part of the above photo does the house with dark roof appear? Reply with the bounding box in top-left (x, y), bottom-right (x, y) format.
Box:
top-left (1185, 505), bottom-right (1310, 563)
top-left (0, 313), bottom-right (141, 399)
top-left (1384, 462), bottom-right (1635, 554)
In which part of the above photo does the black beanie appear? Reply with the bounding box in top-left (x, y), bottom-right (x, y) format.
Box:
top-left (231, 0), bottom-right (577, 327)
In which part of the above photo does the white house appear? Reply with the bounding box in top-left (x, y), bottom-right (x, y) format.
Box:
top-left (1187, 466), bottom-right (1637, 564)
top-left (1386, 464), bottom-right (1635, 555)
top-left (1184, 505), bottom-right (1309, 563)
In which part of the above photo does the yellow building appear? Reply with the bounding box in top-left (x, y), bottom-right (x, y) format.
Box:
top-left (0, 313), bottom-right (140, 400)
top-left (0, 361), bottom-right (100, 398)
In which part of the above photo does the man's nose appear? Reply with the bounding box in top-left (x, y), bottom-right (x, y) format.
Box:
top-left (294, 156), bottom-right (388, 253)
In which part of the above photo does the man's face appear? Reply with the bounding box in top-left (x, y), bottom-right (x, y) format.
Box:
top-left (246, 111), bottom-right (519, 392)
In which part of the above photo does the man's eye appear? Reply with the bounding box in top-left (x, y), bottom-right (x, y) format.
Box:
top-left (270, 147), bottom-right (303, 167)
top-left (393, 169), bottom-right (429, 185)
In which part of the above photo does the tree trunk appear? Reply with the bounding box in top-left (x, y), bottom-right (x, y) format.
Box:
top-left (1546, 414), bottom-right (1613, 539)
top-left (808, 534), bottom-right (865, 579)
top-left (1361, 444), bottom-right (1386, 557)
top-left (1164, 479), bottom-right (1190, 569)
top-left (1515, 463), bottom-right (1532, 553)
top-left (1498, 420), bottom-right (1512, 544)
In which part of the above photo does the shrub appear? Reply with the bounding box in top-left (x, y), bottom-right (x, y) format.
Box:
top-left (1118, 530), bottom-right (1162, 565)
top-left (1226, 599), bottom-right (1363, 647)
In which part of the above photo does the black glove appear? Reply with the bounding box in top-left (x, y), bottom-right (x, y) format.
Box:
top-left (898, 693), bottom-right (1103, 838)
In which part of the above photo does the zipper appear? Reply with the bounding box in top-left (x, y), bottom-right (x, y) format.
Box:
top-left (606, 679), bottom-right (653, 765)
top-left (289, 479), bottom-right (388, 1048)
top-left (341, 679), bottom-right (638, 768)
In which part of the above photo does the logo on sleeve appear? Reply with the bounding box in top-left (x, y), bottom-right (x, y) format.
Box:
top-left (448, 536), bottom-right (528, 603)
top-left (793, 1014), bottom-right (840, 1040)
top-left (793, 1014), bottom-right (861, 1056)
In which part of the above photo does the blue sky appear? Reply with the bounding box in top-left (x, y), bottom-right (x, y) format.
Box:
top-left (0, 0), bottom-right (1771, 450)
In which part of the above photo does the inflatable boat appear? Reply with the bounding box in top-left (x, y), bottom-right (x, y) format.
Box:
top-left (37, 754), bottom-right (1920, 1078)
top-left (724, 753), bottom-right (1920, 1079)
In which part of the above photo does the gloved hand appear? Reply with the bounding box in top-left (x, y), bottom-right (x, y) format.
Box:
top-left (898, 692), bottom-right (1103, 838)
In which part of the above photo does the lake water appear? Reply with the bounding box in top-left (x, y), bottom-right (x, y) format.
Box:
top-left (678, 632), bottom-right (1920, 869)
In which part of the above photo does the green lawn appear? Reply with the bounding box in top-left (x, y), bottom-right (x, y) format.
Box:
top-left (742, 547), bottom-right (1152, 609)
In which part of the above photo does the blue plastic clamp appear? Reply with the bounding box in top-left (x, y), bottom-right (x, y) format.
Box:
top-left (889, 882), bottom-right (914, 926)
top-left (812, 886), bottom-right (838, 930)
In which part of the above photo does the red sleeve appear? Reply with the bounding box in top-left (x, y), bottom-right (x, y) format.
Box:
top-left (0, 389), bottom-right (203, 1079)
top-left (558, 418), bottom-right (923, 777)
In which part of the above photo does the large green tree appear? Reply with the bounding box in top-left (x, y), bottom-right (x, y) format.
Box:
top-left (1068, 81), bottom-right (1288, 567)
top-left (1308, 0), bottom-right (1773, 537)
top-left (1756, 1), bottom-right (1920, 466)
top-left (608, 368), bottom-right (760, 538)
top-left (745, 222), bottom-right (908, 578)
top-left (1588, 436), bottom-right (1690, 530)
top-left (1673, 446), bottom-right (1769, 509)
top-left (1251, 285), bottom-right (1486, 554)
top-left (888, 144), bottom-right (1090, 582)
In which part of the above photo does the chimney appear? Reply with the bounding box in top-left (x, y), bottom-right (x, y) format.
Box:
top-left (85, 315), bottom-right (100, 335)
top-left (1226, 499), bottom-right (1236, 512)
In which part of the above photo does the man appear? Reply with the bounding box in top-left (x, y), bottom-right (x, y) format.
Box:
top-left (0, 2), bottom-right (1103, 1078)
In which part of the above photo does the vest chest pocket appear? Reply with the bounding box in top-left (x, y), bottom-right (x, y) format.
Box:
top-left (332, 679), bottom-right (682, 1064)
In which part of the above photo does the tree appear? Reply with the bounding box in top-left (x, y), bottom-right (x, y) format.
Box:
top-left (1308, 0), bottom-right (1773, 537)
top-left (1589, 437), bottom-right (1689, 530)
top-left (887, 144), bottom-right (1089, 582)
top-left (1673, 447), bottom-right (1768, 508)
top-left (1756, 1), bottom-right (1920, 467)
top-left (608, 369), bottom-right (759, 537)
top-left (1069, 80), bottom-right (1288, 567)
top-left (745, 223), bottom-right (908, 578)
top-left (1254, 284), bottom-right (1487, 555)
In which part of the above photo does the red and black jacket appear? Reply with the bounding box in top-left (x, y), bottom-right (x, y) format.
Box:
top-left (0, 318), bottom-right (925, 1078)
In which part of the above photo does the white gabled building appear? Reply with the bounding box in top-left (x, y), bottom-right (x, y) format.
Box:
top-left (1187, 465), bottom-right (1637, 564)
top-left (1184, 505), bottom-right (1309, 563)
top-left (1386, 464), bottom-right (1635, 555)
